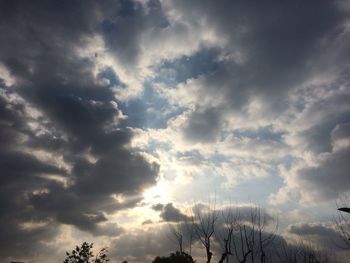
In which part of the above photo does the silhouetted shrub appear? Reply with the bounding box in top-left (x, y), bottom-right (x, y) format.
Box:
top-left (63, 242), bottom-right (109, 263)
top-left (152, 251), bottom-right (195, 263)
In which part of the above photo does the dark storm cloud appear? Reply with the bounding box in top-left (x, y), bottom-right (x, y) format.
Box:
top-left (73, 148), bottom-right (159, 196)
top-left (0, 0), bottom-right (159, 260)
top-left (0, 0), bottom-right (349, 261)
top-left (297, 94), bottom-right (350, 154)
top-left (292, 121), bottom-right (350, 201)
top-left (169, 0), bottom-right (349, 142)
top-left (0, 93), bottom-right (149, 255)
top-left (0, 150), bottom-right (65, 185)
top-left (152, 203), bottom-right (190, 222)
top-left (0, 221), bottom-right (60, 259)
top-left (289, 223), bottom-right (337, 237)
top-left (297, 148), bottom-right (350, 201)
top-left (288, 223), bottom-right (343, 250)
top-left (101, 0), bottom-right (169, 67)
top-left (0, 94), bottom-right (64, 258)
top-left (170, 0), bottom-right (348, 97)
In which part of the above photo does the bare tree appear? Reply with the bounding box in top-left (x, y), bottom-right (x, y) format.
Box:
top-left (168, 204), bottom-right (277, 263)
top-left (231, 219), bottom-right (253, 263)
top-left (168, 222), bottom-right (186, 254)
top-left (216, 208), bottom-right (237, 263)
top-left (166, 211), bottom-right (194, 256)
top-left (255, 206), bottom-right (278, 263)
top-left (191, 203), bottom-right (219, 263)
top-left (276, 240), bottom-right (333, 263)
top-left (230, 206), bottom-right (277, 263)
top-left (275, 240), bottom-right (299, 263)
top-left (185, 216), bottom-right (194, 256)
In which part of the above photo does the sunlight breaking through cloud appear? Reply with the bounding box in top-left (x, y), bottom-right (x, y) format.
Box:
top-left (0, 0), bottom-right (349, 262)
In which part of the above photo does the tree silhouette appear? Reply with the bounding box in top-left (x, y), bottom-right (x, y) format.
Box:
top-left (63, 242), bottom-right (109, 263)
top-left (168, 204), bottom-right (278, 263)
top-left (335, 196), bottom-right (350, 249)
top-left (191, 203), bottom-right (218, 263)
top-left (276, 240), bottom-right (333, 263)
top-left (153, 251), bottom-right (195, 263)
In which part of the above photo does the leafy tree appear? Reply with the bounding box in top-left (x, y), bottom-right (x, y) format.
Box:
top-left (153, 251), bottom-right (195, 263)
top-left (63, 242), bottom-right (109, 263)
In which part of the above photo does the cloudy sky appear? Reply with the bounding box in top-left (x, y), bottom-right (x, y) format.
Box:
top-left (0, 0), bottom-right (349, 262)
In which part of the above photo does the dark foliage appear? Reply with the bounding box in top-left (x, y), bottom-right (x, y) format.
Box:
top-left (153, 251), bottom-right (195, 263)
top-left (63, 242), bottom-right (109, 263)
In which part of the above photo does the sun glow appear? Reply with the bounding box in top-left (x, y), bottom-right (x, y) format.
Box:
top-left (143, 179), bottom-right (170, 203)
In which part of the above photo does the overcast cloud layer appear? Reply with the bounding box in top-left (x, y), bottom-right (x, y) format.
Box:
top-left (0, 0), bottom-right (349, 262)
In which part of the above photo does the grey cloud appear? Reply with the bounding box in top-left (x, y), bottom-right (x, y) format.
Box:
top-left (168, 0), bottom-right (348, 109)
top-left (152, 203), bottom-right (165, 211)
top-left (152, 203), bottom-right (190, 222)
top-left (183, 107), bottom-right (222, 143)
top-left (0, 1), bottom-right (99, 82)
top-left (289, 223), bottom-right (337, 237)
top-left (297, 94), bottom-right (350, 154)
top-left (92, 222), bottom-right (124, 237)
top-left (331, 122), bottom-right (350, 143)
top-left (288, 223), bottom-right (343, 251)
top-left (74, 148), bottom-right (159, 196)
top-left (110, 225), bottom-right (175, 262)
top-left (0, 220), bottom-right (60, 260)
top-left (29, 183), bottom-right (110, 231)
top-left (190, 203), bottom-right (275, 227)
top-left (166, 0), bottom-right (350, 150)
top-left (26, 131), bottom-right (67, 152)
top-left (297, 147), bottom-right (350, 201)
top-left (177, 150), bottom-right (206, 166)
top-left (101, 0), bottom-right (168, 67)
top-left (166, 0), bottom-right (350, 207)
top-left (295, 122), bottom-right (350, 200)
top-left (0, 150), bottom-right (66, 185)
top-left (142, 219), bottom-right (154, 225)
top-left (0, 128), bottom-right (62, 259)
top-left (0, 1), bottom-right (160, 260)
top-left (0, 94), bottom-right (32, 149)
top-left (0, 0), bottom-right (349, 261)
top-left (222, 206), bottom-right (274, 225)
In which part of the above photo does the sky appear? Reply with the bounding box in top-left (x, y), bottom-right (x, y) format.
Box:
top-left (0, 0), bottom-right (349, 262)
